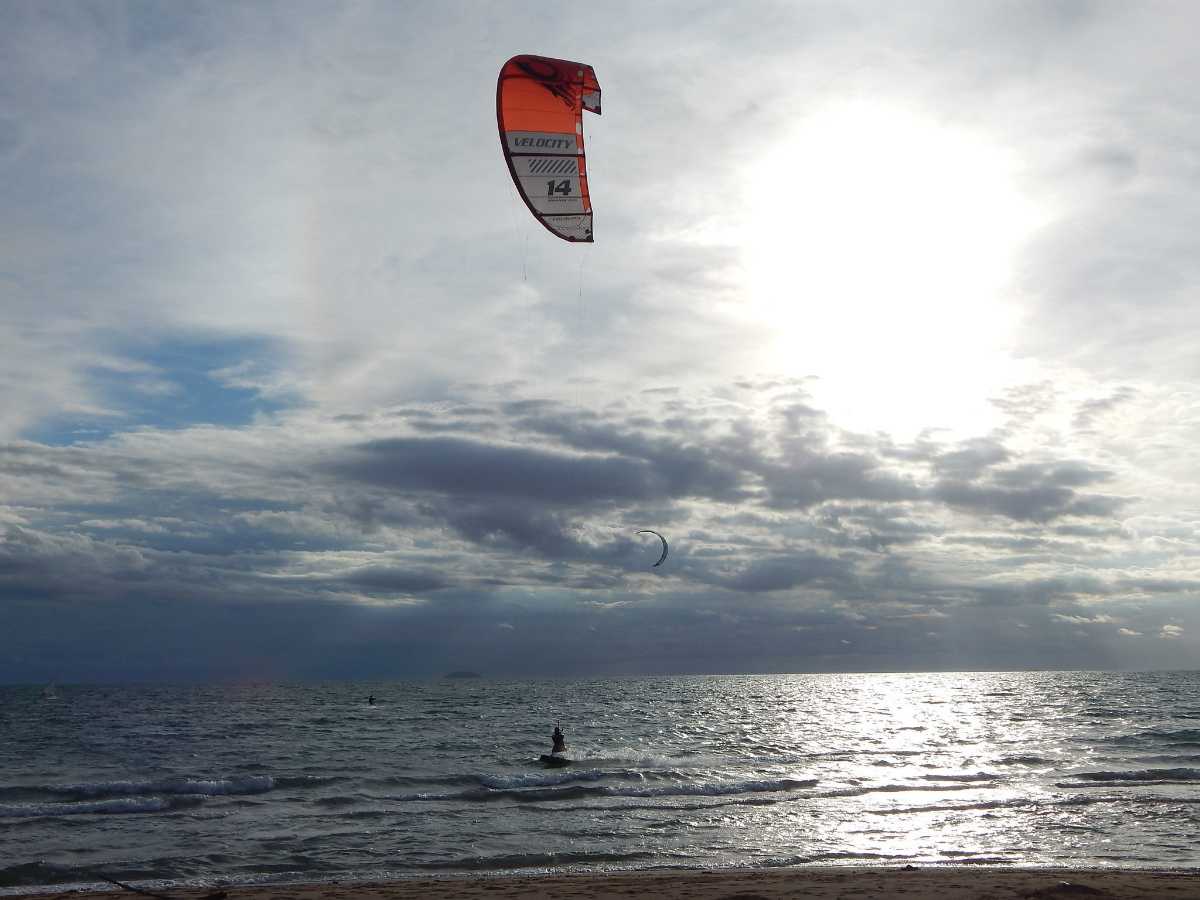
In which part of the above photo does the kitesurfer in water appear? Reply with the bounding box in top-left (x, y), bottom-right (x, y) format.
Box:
top-left (551, 724), bottom-right (566, 754)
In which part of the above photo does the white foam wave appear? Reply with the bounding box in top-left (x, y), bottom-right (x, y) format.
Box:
top-left (1063, 767), bottom-right (1200, 786)
top-left (478, 769), bottom-right (611, 789)
top-left (51, 775), bottom-right (274, 798)
top-left (581, 751), bottom-right (699, 768)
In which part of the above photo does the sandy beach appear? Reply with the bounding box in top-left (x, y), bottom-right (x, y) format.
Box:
top-left (36, 867), bottom-right (1200, 900)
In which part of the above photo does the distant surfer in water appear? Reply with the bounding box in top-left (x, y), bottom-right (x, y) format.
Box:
top-left (551, 724), bottom-right (566, 754)
top-left (367, 695), bottom-right (376, 706)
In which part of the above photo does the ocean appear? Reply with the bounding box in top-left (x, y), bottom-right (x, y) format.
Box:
top-left (2, 671), bottom-right (1199, 894)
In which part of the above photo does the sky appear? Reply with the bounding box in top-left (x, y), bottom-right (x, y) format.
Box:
top-left (2, 0), bottom-right (1199, 682)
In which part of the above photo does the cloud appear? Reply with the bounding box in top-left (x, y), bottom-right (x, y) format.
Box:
top-left (3, 3), bottom-right (1200, 679)
top-left (1073, 387), bottom-right (1138, 432)
top-left (330, 436), bottom-right (660, 505)
top-left (336, 566), bottom-right (448, 596)
top-left (3, 371), bottom-right (1195, 681)
top-left (929, 463), bottom-right (1123, 522)
top-left (705, 552), bottom-right (854, 594)
top-left (1053, 614), bottom-right (1116, 625)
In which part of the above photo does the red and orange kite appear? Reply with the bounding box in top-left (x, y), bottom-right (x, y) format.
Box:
top-left (497, 54), bottom-right (601, 243)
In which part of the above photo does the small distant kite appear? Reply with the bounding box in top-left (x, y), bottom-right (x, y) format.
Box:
top-left (497, 54), bottom-right (601, 243)
top-left (636, 530), bottom-right (669, 568)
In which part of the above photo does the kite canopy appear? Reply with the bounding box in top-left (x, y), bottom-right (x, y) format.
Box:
top-left (636, 530), bottom-right (669, 568)
top-left (497, 54), bottom-right (601, 243)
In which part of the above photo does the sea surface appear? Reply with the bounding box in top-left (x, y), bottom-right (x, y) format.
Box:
top-left (2, 671), bottom-right (1200, 894)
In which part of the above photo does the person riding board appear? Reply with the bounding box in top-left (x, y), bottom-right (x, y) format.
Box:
top-left (551, 724), bottom-right (566, 755)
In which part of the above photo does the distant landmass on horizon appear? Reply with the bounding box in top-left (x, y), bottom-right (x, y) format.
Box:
top-left (444, 671), bottom-right (481, 679)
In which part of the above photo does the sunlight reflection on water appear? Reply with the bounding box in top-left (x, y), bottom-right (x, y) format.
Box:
top-left (2, 671), bottom-right (1199, 892)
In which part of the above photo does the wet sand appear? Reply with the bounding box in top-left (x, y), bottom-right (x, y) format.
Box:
top-left (37, 866), bottom-right (1200, 900)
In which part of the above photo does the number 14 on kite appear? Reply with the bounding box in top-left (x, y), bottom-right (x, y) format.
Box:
top-left (497, 54), bottom-right (602, 243)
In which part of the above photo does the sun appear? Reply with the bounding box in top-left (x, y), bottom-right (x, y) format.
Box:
top-left (738, 102), bottom-right (1045, 436)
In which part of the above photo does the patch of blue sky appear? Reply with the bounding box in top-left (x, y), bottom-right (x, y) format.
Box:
top-left (29, 334), bottom-right (297, 445)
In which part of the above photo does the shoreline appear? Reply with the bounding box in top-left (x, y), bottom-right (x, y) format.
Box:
top-left (27, 866), bottom-right (1200, 900)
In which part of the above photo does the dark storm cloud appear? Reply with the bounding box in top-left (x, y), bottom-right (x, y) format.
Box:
top-left (327, 436), bottom-right (664, 505)
top-left (6, 387), bottom-right (1138, 591)
top-left (0, 568), bottom-right (473, 683)
top-left (510, 408), bottom-right (750, 503)
top-left (436, 501), bottom-right (590, 561)
top-left (748, 401), bottom-right (926, 510)
top-left (0, 525), bottom-right (148, 596)
top-left (706, 552), bottom-right (855, 594)
top-left (930, 479), bottom-right (1120, 522)
top-left (928, 439), bottom-right (1011, 480)
top-left (760, 452), bottom-right (920, 510)
top-left (321, 396), bottom-right (1129, 564)
top-left (993, 461), bottom-right (1110, 490)
top-left (971, 574), bottom-right (1112, 607)
top-left (0, 378), bottom-right (1172, 681)
top-left (929, 456), bottom-right (1123, 522)
top-left (336, 566), bottom-right (448, 595)
top-left (903, 438), bottom-right (1120, 519)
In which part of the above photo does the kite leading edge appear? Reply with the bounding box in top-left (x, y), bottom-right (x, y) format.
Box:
top-left (637, 530), bottom-right (669, 568)
top-left (497, 54), bottom-right (601, 243)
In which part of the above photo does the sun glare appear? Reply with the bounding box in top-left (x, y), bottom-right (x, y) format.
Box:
top-left (739, 103), bottom-right (1044, 436)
